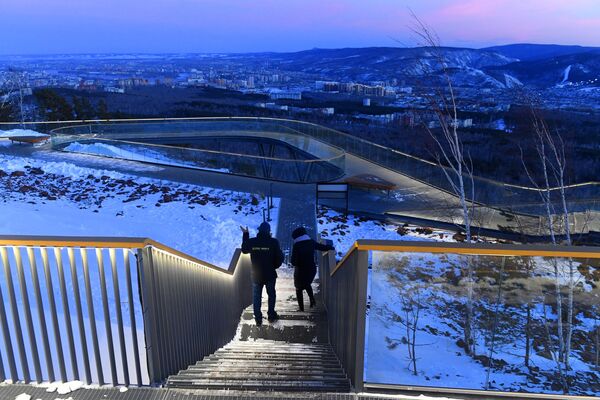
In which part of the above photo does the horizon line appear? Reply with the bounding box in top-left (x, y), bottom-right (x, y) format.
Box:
top-left (1, 42), bottom-right (599, 58)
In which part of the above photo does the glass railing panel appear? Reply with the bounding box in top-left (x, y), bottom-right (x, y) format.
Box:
top-left (53, 136), bottom-right (344, 183)
top-left (365, 250), bottom-right (600, 397)
top-left (49, 118), bottom-right (600, 211)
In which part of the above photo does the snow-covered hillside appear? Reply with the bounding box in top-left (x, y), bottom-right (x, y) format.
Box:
top-left (317, 207), bottom-right (599, 397)
top-left (317, 206), bottom-right (455, 258)
top-left (0, 151), bottom-right (276, 267)
top-left (364, 251), bottom-right (600, 396)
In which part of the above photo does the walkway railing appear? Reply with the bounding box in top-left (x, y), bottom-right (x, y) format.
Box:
top-left (4, 116), bottom-right (599, 211)
top-left (320, 240), bottom-right (600, 399)
top-left (0, 235), bottom-right (251, 386)
top-left (49, 119), bottom-right (345, 183)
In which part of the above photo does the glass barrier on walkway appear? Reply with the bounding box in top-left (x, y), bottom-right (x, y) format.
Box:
top-left (51, 120), bottom-right (345, 183)
top-left (364, 245), bottom-right (600, 397)
top-left (47, 117), bottom-right (600, 212)
top-left (272, 118), bottom-right (600, 211)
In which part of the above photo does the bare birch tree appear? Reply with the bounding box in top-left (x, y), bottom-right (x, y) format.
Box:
top-left (7, 68), bottom-right (29, 126)
top-left (520, 105), bottom-right (579, 389)
top-left (409, 12), bottom-right (477, 356)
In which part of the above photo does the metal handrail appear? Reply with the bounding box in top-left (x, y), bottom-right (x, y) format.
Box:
top-left (320, 239), bottom-right (600, 399)
top-left (0, 235), bottom-right (252, 387)
top-left (0, 235), bottom-right (229, 274)
top-left (3, 116), bottom-right (599, 192)
top-left (331, 240), bottom-right (600, 275)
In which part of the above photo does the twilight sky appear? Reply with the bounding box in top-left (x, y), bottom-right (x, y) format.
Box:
top-left (1, 0), bottom-right (599, 54)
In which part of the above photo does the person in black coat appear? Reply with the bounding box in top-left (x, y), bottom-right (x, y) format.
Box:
top-left (290, 226), bottom-right (334, 311)
top-left (241, 222), bottom-right (284, 326)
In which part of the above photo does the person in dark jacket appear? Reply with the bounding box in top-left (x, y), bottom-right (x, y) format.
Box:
top-left (241, 222), bottom-right (284, 326)
top-left (290, 226), bottom-right (334, 311)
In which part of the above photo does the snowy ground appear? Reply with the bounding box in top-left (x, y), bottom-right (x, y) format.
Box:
top-left (0, 145), bottom-right (279, 387)
top-left (318, 206), bottom-right (599, 396)
top-left (317, 206), bottom-right (455, 258)
top-left (364, 251), bottom-right (600, 396)
top-left (0, 129), bottom-right (49, 139)
top-left (0, 149), bottom-right (277, 267)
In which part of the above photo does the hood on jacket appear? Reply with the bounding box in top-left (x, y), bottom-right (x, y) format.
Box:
top-left (293, 234), bottom-right (311, 244)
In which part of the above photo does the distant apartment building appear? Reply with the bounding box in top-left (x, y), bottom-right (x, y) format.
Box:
top-left (289, 106), bottom-right (334, 115)
top-left (105, 86), bottom-right (125, 94)
top-left (450, 118), bottom-right (473, 128)
top-left (77, 80), bottom-right (98, 91)
top-left (255, 102), bottom-right (289, 111)
top-left (269, 91), bottom-right (302, 100)
top-left (315, 81), bottom-right (388, 97)
top-left (118, 77), bottom-right (149, 87)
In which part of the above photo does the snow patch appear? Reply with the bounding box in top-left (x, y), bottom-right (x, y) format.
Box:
top-left (0, 152), bottom-right (127, 180)
top-left (0, 129), bottom-right (49, 138)
top-left (503, 73), bottom-right (523, 88)
top-left (64, 141), bottom-right (230, 173)
top-left (561, 64), bottom-right (572, 84)
top-left (56, 381), bottom-right (83, 395)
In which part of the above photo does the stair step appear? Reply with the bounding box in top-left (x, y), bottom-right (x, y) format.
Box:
top-left (195, 362), bottom-right (343, 370)
top-left (217, 342), bottom-right (331, 348)
top-left (184, 366), bottom-right (346, 375)
top-left (205, 355), bottom-right (339, 363)
top-left (214, 350), bottom-right (336, 357)
top-left (167, 380), bottom-right (350, 392)
top-left (216, 351), bottom-right (333, 358)
top-left (174, 371), bottom-right (347, 380)
top-left (222, 342), bottom-right (331, 348)
top-left (202, 359), bottom-right (341, 367)
top-left (166, 277), bottom-right (351, 393)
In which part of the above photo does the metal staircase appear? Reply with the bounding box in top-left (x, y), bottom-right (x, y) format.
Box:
top-left (166, 272), bottom-right (351, 392)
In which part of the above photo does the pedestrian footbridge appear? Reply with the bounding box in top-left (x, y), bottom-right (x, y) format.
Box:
top-left (0, 235), bottom-right (598, 399)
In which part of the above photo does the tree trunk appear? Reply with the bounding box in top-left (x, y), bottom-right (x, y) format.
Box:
top-left (595, 323), bottom-right (599, 369)
top-left (525, 303), bottom-right (531, 368)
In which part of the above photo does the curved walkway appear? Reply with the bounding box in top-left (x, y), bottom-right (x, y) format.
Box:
top-left (5, 142), bottom-right (595, 237)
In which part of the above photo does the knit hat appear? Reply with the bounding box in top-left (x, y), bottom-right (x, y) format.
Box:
top-left (292, 226), bottom-right (307, 240)
top-left (258, 222), bottom-right (271, 234)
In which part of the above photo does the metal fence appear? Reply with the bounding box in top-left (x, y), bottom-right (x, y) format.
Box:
top-left (320, 239), bottom-right (600, 399)
top-left (138, 246), bottom-right (252, 383)
top-left (0, 236), bottom-right (251, 387)
top-left (319, 241), bottom-right (368, 392)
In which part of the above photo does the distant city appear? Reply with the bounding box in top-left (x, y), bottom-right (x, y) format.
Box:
top-left (1, 44), bottom-right (599, 186)
top-left (1, 45), bottom-right (599, 127)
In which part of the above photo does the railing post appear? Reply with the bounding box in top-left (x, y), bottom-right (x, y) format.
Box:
top-left (136, 247), bottom-right (162, 385)
top-left (353, 249), bottom-right (369, 392)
